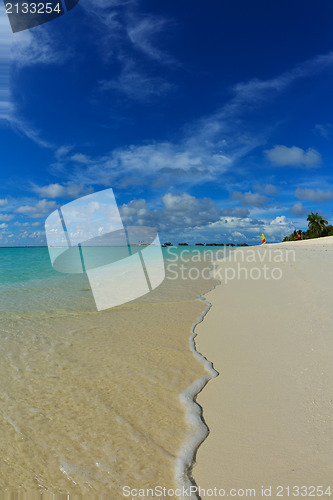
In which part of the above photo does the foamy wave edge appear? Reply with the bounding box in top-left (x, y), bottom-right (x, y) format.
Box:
top-left (175, 280), bottom-right (220, 500)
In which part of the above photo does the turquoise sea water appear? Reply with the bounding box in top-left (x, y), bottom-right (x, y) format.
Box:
top-left (0, 247), bottom-right (54, 285)
top-left (0, 247), bottom-right (92, 312)
top-left (0, 246), bottom-right (221, 283)
top-left (0, 245), bottom-right (223, 311)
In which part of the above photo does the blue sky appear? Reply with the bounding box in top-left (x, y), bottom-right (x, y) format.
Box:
top-left (1, 0), bottom-right (333, 245)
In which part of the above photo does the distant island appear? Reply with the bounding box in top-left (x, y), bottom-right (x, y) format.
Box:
top-left (162, 242), bottom-right (249, 247)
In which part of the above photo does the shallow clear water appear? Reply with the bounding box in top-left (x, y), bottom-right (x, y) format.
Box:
top-left (0, 246), bottom-right (217, 497)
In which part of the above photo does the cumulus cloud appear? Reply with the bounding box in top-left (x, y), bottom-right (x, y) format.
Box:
top-left (253, 183), bottom-right (279, 196)
top-left (32, 182), bottom-right (93, 199)
top-left (0, 198), bottom-right (8, 207)
top-left (161, 193), bottom-right (222, 227)
top-left (187, 214), bottom-right (295, 244)
top-left (218, 206), bottom-right (250, 218)
top-left (0, 213), bottom-right (14, 221)
top-left (116, 192), bottom-right (297, 244)
top-left (70, 153), bottom-right (92, 164)
top-left (265, 216), bottom-right (295, 241)
top-left (0, 222), bottom-right (8, 229)
top-left (264, 145), bottom-right (321, 168)
top-left (15, 199), bottom-right (58, 218)
top-left (232, 231), bottom-right (247, 239)
top-left (14, 221), bottom-right (29, 226)
top-left (295, 188), bottom-right (333, 202)
top-left (290, 201), bottom-right (308, 216)
top-left (57, 141), bottom-right (233, 189)
top-left (119, 193), bottom-right (250, 234)
top-left (231, 190), bottom-right (268, 207)
top-left (120, 193), bottom-right (222, 230)
top-left (270, 215), bottom-right (290, 226)
top-left (119, 198), bottom-right (157, 227)
top-left (233, 206), bottom-right (250, 218)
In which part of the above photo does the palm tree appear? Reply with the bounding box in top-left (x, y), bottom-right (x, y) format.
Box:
top-left (307, 212), bottom-right (328, 237)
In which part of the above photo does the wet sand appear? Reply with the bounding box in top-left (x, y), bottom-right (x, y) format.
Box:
top-left (0, 250), bottom-right (215, 497)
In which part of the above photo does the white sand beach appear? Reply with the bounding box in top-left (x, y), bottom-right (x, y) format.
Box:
top-left (194, 237), bottom-right (333, 496)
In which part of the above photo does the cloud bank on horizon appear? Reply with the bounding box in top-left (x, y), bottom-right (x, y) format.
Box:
top-left (1, 0), bottom-right (333, 245)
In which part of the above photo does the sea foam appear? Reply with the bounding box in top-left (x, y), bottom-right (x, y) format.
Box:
top-left (175, 282), bottom-right (220, 499)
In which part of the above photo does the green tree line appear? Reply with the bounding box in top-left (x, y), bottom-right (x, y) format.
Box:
top-left (283, 212), bottom-right (333, 242)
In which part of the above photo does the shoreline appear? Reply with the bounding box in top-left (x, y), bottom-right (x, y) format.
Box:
top-left (192, 237), bottom-right (333, 494)
top-left (175, 281), bottom-right (220, 498)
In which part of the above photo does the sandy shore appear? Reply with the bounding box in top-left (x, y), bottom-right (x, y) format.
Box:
top-left (194, 237), bottom-right (333, 497)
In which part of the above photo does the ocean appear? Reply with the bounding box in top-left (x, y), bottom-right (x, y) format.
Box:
top-left (0, 246), bottom-right (220, 497)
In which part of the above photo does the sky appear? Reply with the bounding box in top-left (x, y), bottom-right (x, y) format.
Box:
top-left (1, 0), bottom-right (333, 245)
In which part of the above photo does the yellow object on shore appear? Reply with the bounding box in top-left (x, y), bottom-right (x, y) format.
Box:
top-left (262, 233), bottom-right (266, 244)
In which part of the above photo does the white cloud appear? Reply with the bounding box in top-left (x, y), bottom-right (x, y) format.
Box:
top-left (56, 145), bottom-right (74, 159)
top-left (100, 58), bottom-right (173, 101)
top-left (0, 213), bottom-right (14, 221)
top-left (120, 193), bottom-right (255, 240)
top-left (184, 214), bottom-right (295, 244)
top-left (15, 199), bottom-right (58, 218)
top-left (0, 222), bottom-right (8, 229)
top-left (32, 182), bottom-right (93, 199)
top-left (11, 27), bottom-right (71, 68)
top-left (231, 52), bottom-right (333, 111)
top-left (295, 188), bottom-right (333, 202)
top-left (0, 198), bottom-right (8, 207)
top-left (0, 9), bottom-right (71, 147)
top-left (127, 15), bottom-right (173, 63)
top-left (0, 7), bottom-right (12, 121)
top-left (232, 231), bottom-right (247, 239)
top-left (61, 51), bottom-right (333, 188)
top-left (58, 141), bottom-right (233, 188)
top-left (314, 123), bottom-right (332, 139)
top-left (70, 153), bottom-right (91, 164)
top-left (270, 215), bottom-right (290, 226)
top-left (231, 191), bottom-right (268, 207)
top-left (4, 25), bottom-right (68, 148)
top-left (161, 193), bottom-right (221, 227)
top-left (265, 216), bottom-right (295, 241)
top-left (81, 0), bottom-right (175, 101)
top-left (253, 183), bottom-right (279, 196)
top-left (265, 145), bottom-right (321, 168)
top-left (14, 221), bottom-right (29, 226)
top-left (233, 206), bottom-right (250, 218)
top-left (10, 117), bottom-right (54, 148)
top-left (290, 201), bottom-right (308, 217)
